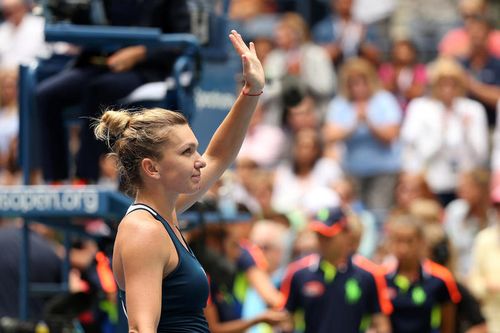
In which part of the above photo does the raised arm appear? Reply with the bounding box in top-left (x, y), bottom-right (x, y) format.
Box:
top-left (176, 30), bottom-right (265, 213)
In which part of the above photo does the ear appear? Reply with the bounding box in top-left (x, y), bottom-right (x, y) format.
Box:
top-left (141, 158), bottom-right (160, 180)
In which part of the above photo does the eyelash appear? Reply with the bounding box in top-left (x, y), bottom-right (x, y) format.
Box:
top-left (183, 148), bottom-right (192, 155)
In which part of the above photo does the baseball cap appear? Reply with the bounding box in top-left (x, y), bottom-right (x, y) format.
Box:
top-left (309, 207), bottom-right (348, 237)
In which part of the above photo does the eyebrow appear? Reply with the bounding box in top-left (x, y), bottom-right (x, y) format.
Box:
top-left (180, 142), bottom-right (199, 150)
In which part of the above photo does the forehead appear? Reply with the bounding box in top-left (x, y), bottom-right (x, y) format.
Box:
top-left (166, 124), bottom-right (197, 147)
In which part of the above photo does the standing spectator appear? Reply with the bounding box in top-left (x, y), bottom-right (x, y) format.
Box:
top-left (312, 0), bottom-right (380, 65)
top-left (281, 207), bottom-right (393, 333)
top-left (468, 185), bottom-right (500, 333)
top-left (401, 58), bottom-right (489, 206)
top-left (264, 12), bottom-right (336, 125)
top-left (36, 0), bottom-right (191, 184)
top-left (0, 0), bottom-right (48, 70)
top-left (462, 15), bottom-right (500, 125)
top-left (323, 57), bottom-right (402, 221)
top-left (384, 215), bottom-right (462, 333)
top-left (444, 169), bottom-right (495, 280)
top-left (439, 0), bottom-right (500, 59)
top-left (379, 39), bottom-right (427, 112)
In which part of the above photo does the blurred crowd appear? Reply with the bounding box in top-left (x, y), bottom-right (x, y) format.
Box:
top-left (0, 0), bottom-right (500, 332)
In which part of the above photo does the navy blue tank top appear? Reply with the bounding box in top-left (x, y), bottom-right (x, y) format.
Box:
top-left (120, 204), bottom-right (210, 332)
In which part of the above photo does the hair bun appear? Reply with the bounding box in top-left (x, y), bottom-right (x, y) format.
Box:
top-left (94, 109), bottom-right (132, 146)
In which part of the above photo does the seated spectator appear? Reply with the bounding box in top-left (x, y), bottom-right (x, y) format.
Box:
top-left (323, 57), bottom-right (402, 221)
top-left (462, 15), bottom-right (500, 126)
top-left (390, 172), bottom-right (437, 217)
top-left (237, 102), bottom-right (286, 168)
top-left (408, 199), bottom-right (443, 225)
top-left (312, 0), bottom-right (380, 65)
top-left (265, 12), bottom-right (336, 125)
top-left (444, 169), bottom-right (495, 280)
top-left (439, 0), bottom-right (500, 59)
top-left (36, 0), bottom-right (190, 184)
top-left (0, 0), bottom-right (48, 69)
top-left (228, 0), bottom-right (278, 40)
top-left (333, 177), bottom-right (378, 258)
top-left (379, 39), bottom-right (427, 112)
top-left (384, 215), bottom-right (462, 333)
top-left (0, 218), bottom-right (61, 319)
top-left (401, 58), bottom-right (489, 206)
top-left (390, 0), bottom-right (460, 61)
top-left (0, 70), bottom-right (18, 174)
top-left (468, 185), bottom-right (500, 333)
top-left (423, 223), bottom-right (488, 333)
top-left (271, 129), bottom-right (342, 215)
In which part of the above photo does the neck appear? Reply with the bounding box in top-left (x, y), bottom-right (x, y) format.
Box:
top-left (398, 259), bottom-right (420, 277)
top-left (135, 187), bottom-right (178, 225)
top-left (324, 252), bottom-right (347, 267)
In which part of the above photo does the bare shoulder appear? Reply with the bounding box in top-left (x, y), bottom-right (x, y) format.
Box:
top-left (115, 210), bottom-right (171, 259)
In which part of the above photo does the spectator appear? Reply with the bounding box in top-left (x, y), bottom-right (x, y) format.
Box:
top-left (0, 0), bottom-right (48, 70)
top-left (468, 185), bottom-right (500, 333)
top-left (312, 0), bottom-right (380, 65)
top-left (439, 0), bottom-right (500, 58)
top-left (242, 220), bottom-right (291, 333)
top-left (237, 102), bottom-right (286, 168)
top-left (444, 169), bottom-right (495, 280)
top-left (264, 12), bottom-right (336, 125)
top-left (280, 207), bottom-right (393, 333)
top-left (333, 177), bottom-right (378, 258)
top-left (384, 215), bottom-right (462, 333)
top-left (229, 0), bottom-right (278, 40)
top-left (462, 15), bottom-right (500, 125)
top-left (271, 129), bottom-right (342, 215)
top-left (390, 0), bottom-right (460, 61)
top-left (401, 58), bottom-right (489, 206)
top-left (36, 0), bottom-right (191, 184)
top-left (391, 172), bottom-right (437, 217)
top-left (424, 223), bottom-right (488, 333)
top-left (379, 39), bottom-right (427, 111)
top-left (323, 57), bottom-right (402, 221)
top-left (0, 219), bottom-right (61, 319)
top-left (0, 70), bottom-right (18, 174)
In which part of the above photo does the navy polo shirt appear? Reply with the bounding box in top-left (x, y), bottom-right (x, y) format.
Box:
top-left (385, 259), bottom-right (462, 333)
top-left (281, 254), bottom-right (393, 333)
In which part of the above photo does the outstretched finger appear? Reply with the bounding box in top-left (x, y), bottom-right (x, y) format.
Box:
top-left (229, 33), bottom-right (246, 55)
top-left (249, 42), bottom-right (257, 56)
top-left (232, 30), bottom-right (250, 53)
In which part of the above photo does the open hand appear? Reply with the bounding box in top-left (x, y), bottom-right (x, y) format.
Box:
top-left (229, 30), bottom-right (265, 94)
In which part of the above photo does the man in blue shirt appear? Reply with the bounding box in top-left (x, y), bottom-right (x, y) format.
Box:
top-left (281, 207), bottom-right (392, 333)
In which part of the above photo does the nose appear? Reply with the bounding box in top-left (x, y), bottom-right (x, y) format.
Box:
top-left (195, 154), bottom-right (206, 169)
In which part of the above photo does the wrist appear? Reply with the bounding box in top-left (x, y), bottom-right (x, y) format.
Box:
top-left (242, 85), bottom-right (263, 96)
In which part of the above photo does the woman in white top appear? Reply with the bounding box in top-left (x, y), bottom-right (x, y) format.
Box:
top-left (264, 12), bottom-right (336, 125)
top-left (401, 57), bottom-right (489, 206)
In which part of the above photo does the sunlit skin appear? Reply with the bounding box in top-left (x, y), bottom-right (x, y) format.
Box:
top-left (145, 124), bottom-right (207, 195)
